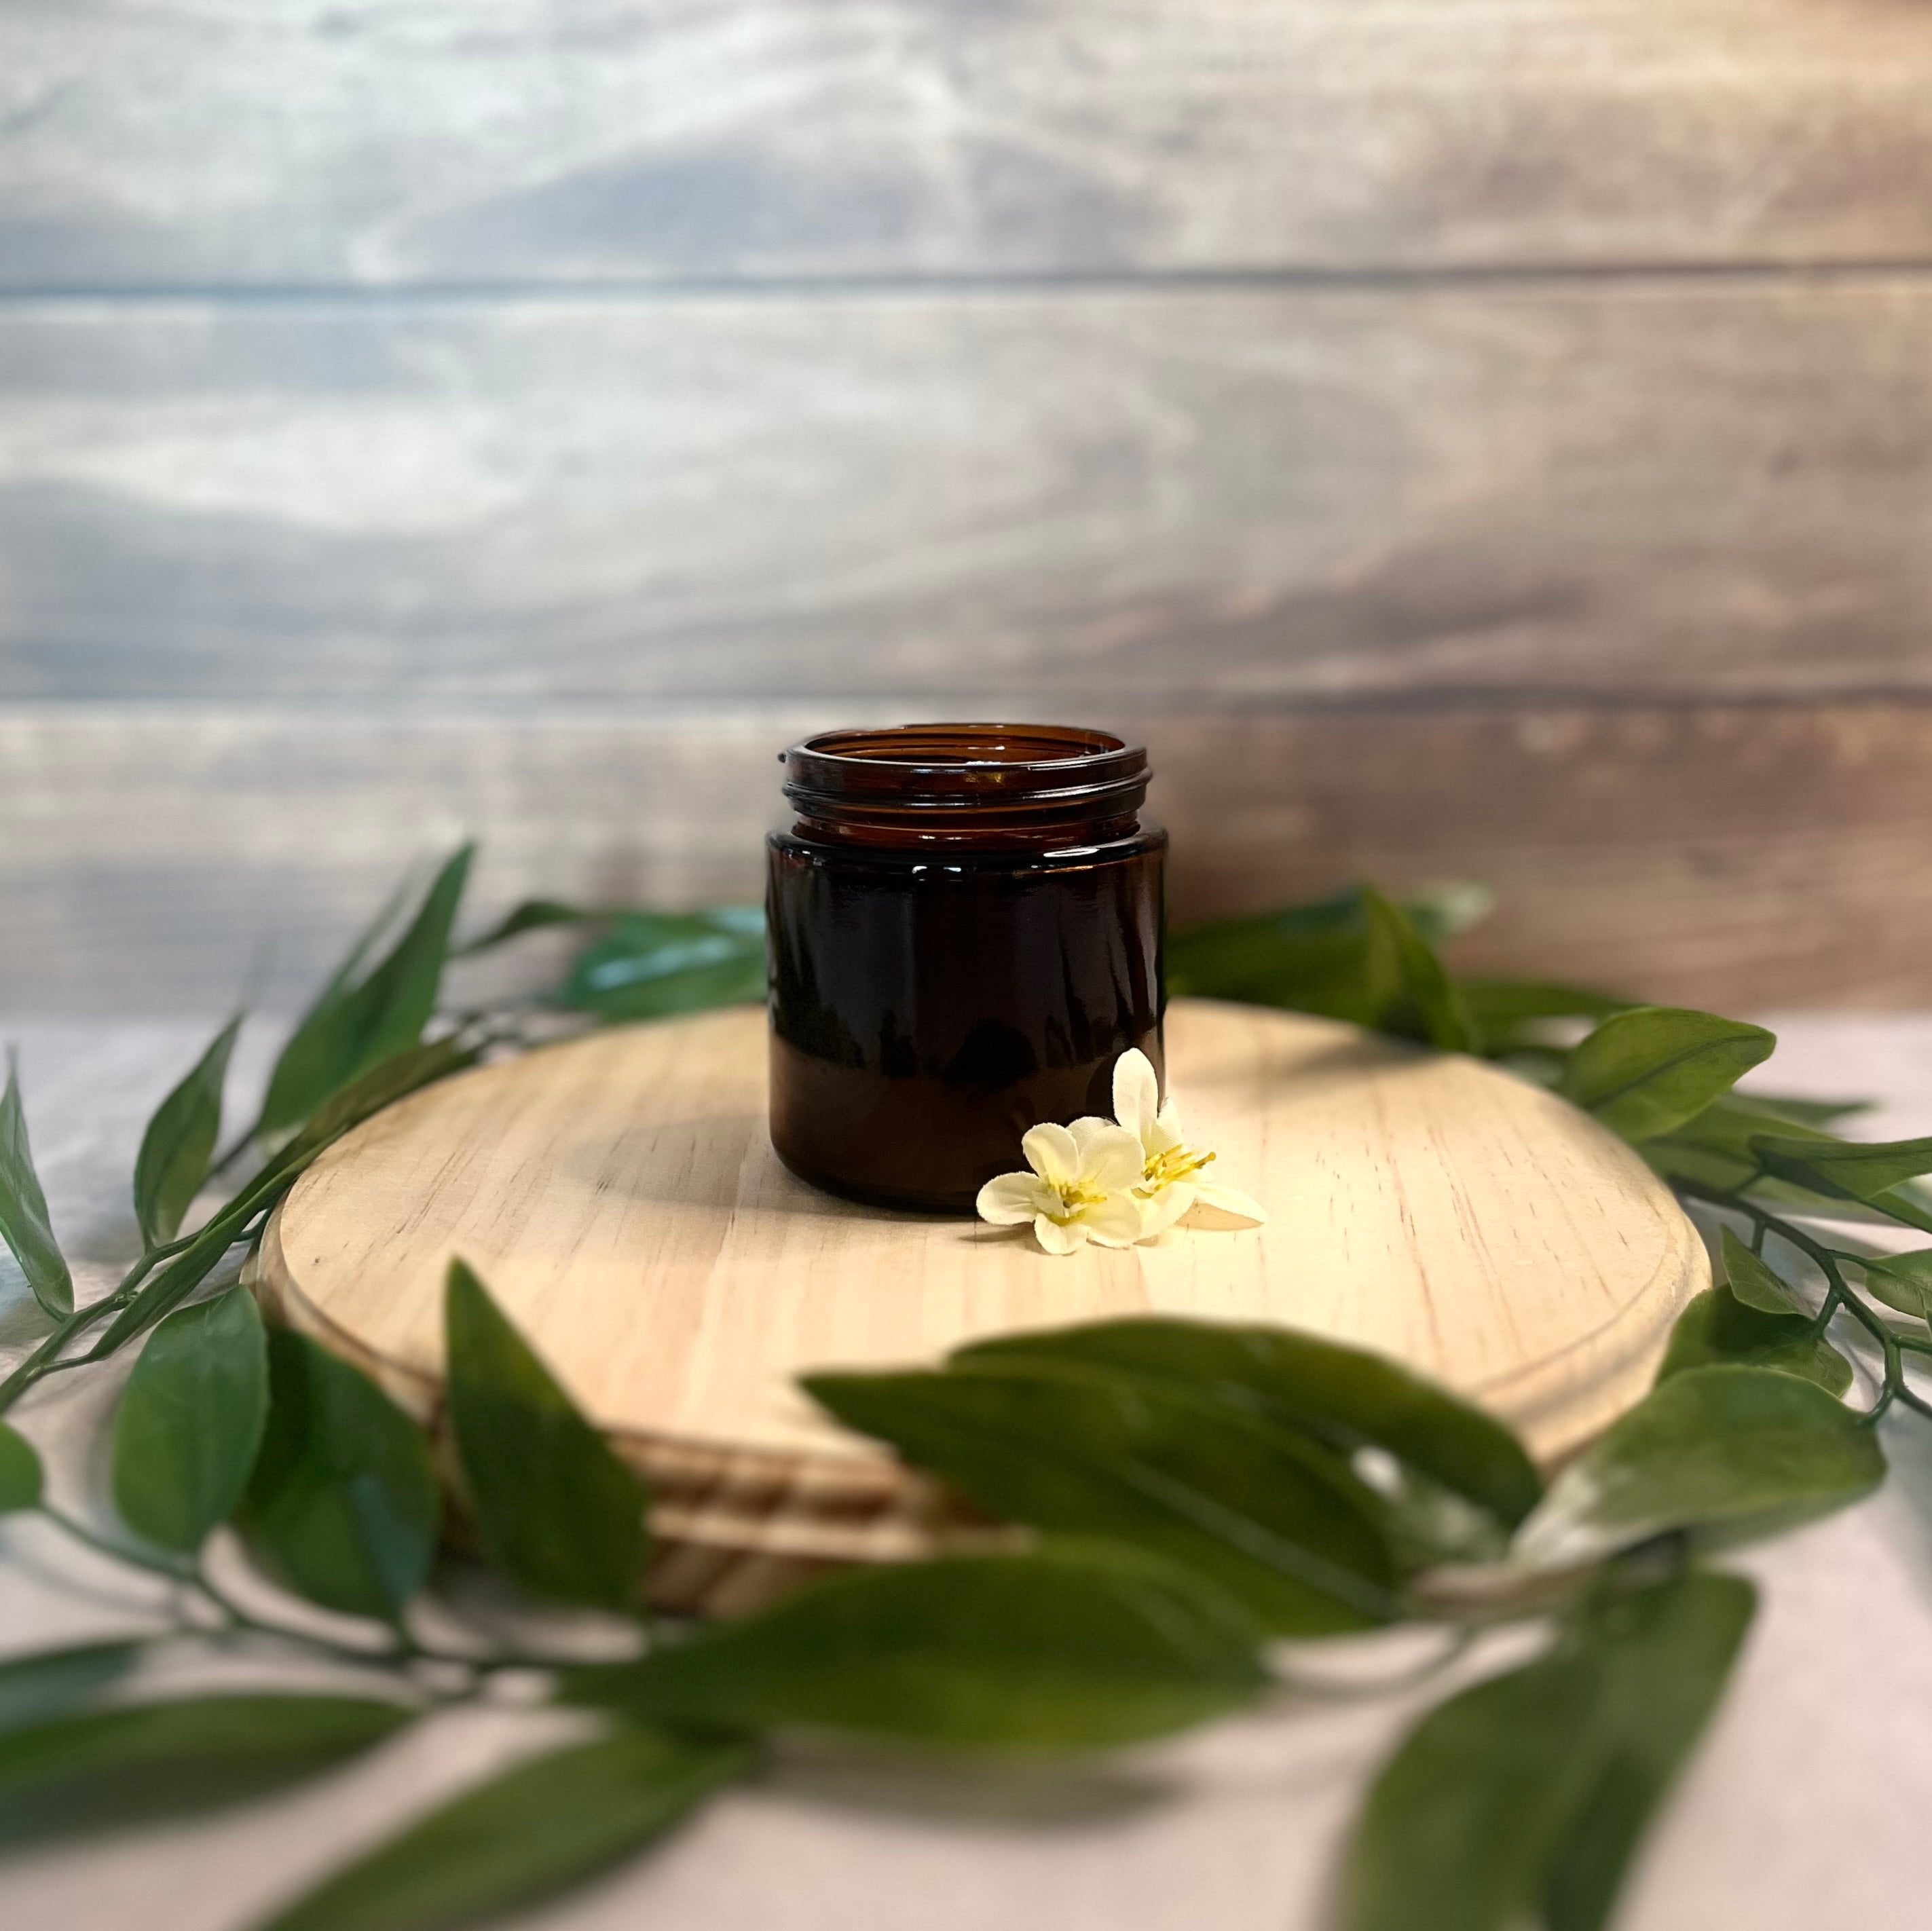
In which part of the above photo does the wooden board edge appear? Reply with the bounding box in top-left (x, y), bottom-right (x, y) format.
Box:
top-left (1465, 1135), bottom-right (1710, 1462)
top-left (250, 1203), bottom-right (993, 1587)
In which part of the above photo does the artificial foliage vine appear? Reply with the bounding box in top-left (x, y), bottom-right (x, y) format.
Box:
top-left (0, 858), bottom-right (1927, 1931)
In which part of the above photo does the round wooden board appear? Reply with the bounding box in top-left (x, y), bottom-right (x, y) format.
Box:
top-left (253, 999), bottom-right (1707, 1613)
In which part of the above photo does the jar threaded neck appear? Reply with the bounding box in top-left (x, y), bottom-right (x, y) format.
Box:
top-left (781, 723), bottom-right (1150, 846)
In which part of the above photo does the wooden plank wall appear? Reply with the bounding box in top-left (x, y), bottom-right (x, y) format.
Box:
top-left (4, 0), bottom-right (1932, 1011)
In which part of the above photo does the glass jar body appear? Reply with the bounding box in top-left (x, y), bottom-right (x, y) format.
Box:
top-left (765, 726), bottom-right (1166, 1213)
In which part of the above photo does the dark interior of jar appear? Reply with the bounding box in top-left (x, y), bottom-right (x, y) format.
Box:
top-left (781, 723), bottom-right (1150, 826)
top-left (805, 724), bottom-right (1127, 768)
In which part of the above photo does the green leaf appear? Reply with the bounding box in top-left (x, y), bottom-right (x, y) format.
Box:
top-left (237, 1332), bottom-right (440, 1620)
top-left (1640, 1135), bottom-right (1758, 1197)
top-left (1681, 1093), bottom-right (1859, 1150)
top-left (1643, 1098), bottom-right (1932, 1233)
top-left (132, 1013), bottom-right (242, 1248)
top-left (257, 846), bottom-right (473, 1138)
top-left (1166, 890), bottom-right (1384, 1016)
top-left (1796, 1184), bottom-right (1932, 1237)
top-left (1717, 1227), bottom-right (1805, 1315)
top-left (952, 1317), bottom-right (1541, 1529)
top-left (1346, 1648), bottom-right (1601, 1931)
top-left (1540, 1576), bottom-right (1758, 1931)
top-left (1734, 1093), bottom-right (1870, 1128)
top-left (0, 1420), bottom-right (43, 1512)
top-left (454, 897), bottom-right (595, 956)
top-left (565, 1544), bottom-right (1268, 1752)
top-left (0, 1643), bottom-right (144, 1740)
top-left (89, 1198), bottom-right (262, 1359)
top-left (0, 1050), bottom-right (72, 1318)
top-left (1641, 1094), bottom-right (1823, 1194)
top-left (1751, 1129), bottom-right (1932, 1206)
top-left (1358, 887), bottom-right (1476, 1052)
top-left (0, 1695), bottom-right (414, 1848)
top-left (1656, 1288), bottom-right (1852, 1397)
top-left (310, 864), bottom-right (431, 1004)
top-left (1454, 979), bottom-right (1630, 1053)
top-left (254, 1727), bottom-right (750, 1931)
top-left (559, 908), bottom-right (766, 1021)
top-left (1515, 1366), bottom-right (1882, 1568)
top-left (96, 1036), bottom-right (483, 1360)
top-left (804, 1360), bottom-right (1400, 1633)
top-left (1558, 1007), bottom-right (1775, 1142)
top-left (278, 1035), bottom-right (483, 1167)
top-left (1166, 884), bottom-right (1481, 1046)
top-left (1343, 1571), bottom-right (1755, 1931)
top-left (1861, 1249), bottom-right (1932, 1321)
top-left (1392, 881), bottom-right (1496, 944)
top-left (444, 1260), bottom-right (646, 1611)
top-left (111, 1288), bottom-right (269, 1551)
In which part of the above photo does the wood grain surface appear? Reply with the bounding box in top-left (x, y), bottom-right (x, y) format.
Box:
top-left (10, 700), bottom-right (1932, 1015)
top-left (6, 1), bottom-right (1932, 284)
top-left (9, 2), bottom-right (1932, 1016)
top-left (254, 998), bottom-right (1707, 1600)
top-left (5, 284), bottom-right (1932, 707)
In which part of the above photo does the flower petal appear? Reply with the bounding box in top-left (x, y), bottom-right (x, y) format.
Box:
top-left (1112, 1049), bottom-right (1161, 1142)
top-left (1080, 1192), bottom-right (1147, 1249)
top-left (1079, 1125), bottom-right (1148, 1193)
top-left (1022, 1121), bottom-right (1081, 1188)
top-left (1067, 1114), bottom-right (1121, 1158)
top-left (1190, 1181), bottom-right (1269, 1228)
top-left (1136, 1181), bottom-right (1197, 1240)
top-left (1033, 1213), bottom-right (1088, 1256)
top-left (1147, 1100), bottom-right (1185, 1157)
top-left (977, 1171), bottom-right (1054, 1226)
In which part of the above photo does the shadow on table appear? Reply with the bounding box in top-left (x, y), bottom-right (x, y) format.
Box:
top-left (1874, 1409), bottom-right (1932, 1600)
top-left (0, 1264), bottom-right (58, 1352)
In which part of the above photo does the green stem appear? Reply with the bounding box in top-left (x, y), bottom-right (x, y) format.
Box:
top-left (76, 1203), bottom-right (275, 1366)
top-left (36, 1507), bottom-right (580, 1678)
top-left (0, 1306), bottom-right (109, 1414)
top-left (183, 1567), bottom-right (422, 1666)
top-left (1679, 1183), bottom-right (1932, 1425)
top-left (12, 1022), bottom-right (500, 1414)
top-left (0, 1230), bottom-right (206, 1418)
top-left (37, 1506), bottom-right (198, 1584)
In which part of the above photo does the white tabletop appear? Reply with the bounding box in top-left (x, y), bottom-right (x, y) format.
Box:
top-left (3, 1015), bottom-right (1930, 1931)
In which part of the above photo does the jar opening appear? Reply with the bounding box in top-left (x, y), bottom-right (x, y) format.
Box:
top-left (781, 724), bottom-right (1148, 838)
top-left (784, 722), bottom-right (1143, 810)
top-left (809, 724), bottom-right (1128, 770)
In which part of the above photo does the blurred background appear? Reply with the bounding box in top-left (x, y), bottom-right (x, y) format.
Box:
top-left (5, 0), bottom-right (1932, 1015)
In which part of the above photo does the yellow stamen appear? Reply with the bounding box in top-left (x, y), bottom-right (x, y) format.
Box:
top-left (1048, 1180), bottom-right (1111, 1222)
top-left (1143, 1145), bottom-right (1216, 1187)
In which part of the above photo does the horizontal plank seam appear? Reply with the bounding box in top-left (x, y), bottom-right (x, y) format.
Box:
top-left (13, 257), bottom-right (1932, 307)
top-left (9, 690), bottom-right (1932, 724)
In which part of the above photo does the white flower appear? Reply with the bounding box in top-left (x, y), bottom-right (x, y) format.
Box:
top-left (1106, 1048), bottom-right (1267, 1239)
top-left (975, 1119), bottom-right (1147, 1256)
top-left (973, 1049), bottom-right (1266, 1254)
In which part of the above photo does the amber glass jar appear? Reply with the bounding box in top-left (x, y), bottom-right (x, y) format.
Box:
top-left (767, 723), bottom-right (1166, 1212)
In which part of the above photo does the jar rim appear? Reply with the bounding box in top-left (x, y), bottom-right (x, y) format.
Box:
top-left (781, 722), bottom-right (1148, 817)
